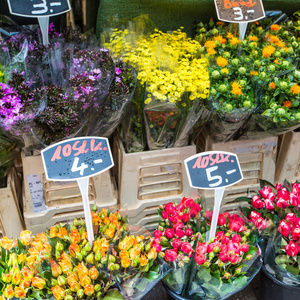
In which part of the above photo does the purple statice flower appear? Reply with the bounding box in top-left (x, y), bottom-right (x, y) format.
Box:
top-left (28, 43), bottom-right (35, 51)
top-left (115, 67), bottom-right (122, 75)
top-left (81, 86), bottom-right (94, 95)
top-left (115, 76), bottom-right (121, 83)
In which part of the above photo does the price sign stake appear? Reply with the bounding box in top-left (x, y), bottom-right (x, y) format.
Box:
top-left (7, 0), bottom-right (71, 45)
top-left (184, 151), bottom-right (243, 239)
top-left (214, 0), bottom-right (265, 40)
top-left (42, 137), bottom-right (114, 245)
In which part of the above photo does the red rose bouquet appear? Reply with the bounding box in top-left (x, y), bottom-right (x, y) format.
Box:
top-left (153, 197), bottom-right (204, 295)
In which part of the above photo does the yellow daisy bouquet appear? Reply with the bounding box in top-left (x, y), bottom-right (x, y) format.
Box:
top-left (104, 25), bottom-right (210, 151)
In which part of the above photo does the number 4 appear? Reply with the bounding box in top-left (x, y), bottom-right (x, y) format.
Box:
top-left (71, 157), bottom-right (88, 176)
top-left (206, 166), bottom-right (222, 187)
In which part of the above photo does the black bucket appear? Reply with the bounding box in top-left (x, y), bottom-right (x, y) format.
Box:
top-left (261, 266), bottom-right (300, 300)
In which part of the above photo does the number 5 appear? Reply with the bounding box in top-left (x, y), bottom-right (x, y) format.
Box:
top-left (233, 7), bottom-right (244, 21)
top-left (206, 166), bottom-right (222, 187)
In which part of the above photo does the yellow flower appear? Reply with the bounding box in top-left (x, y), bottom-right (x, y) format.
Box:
top-left (121, 257), bottom-right (131, 268)
top-left (31, 277), bottom-right (46, 289)
top-left (49, 226), bottom-right (58, 238)
top-left (20, 230), bottom-right (32, 246)
top-left (119, 235), bottom-right (135, 251)
top-left (262, 45), bottom-right (276, 58)
top-left (291, 84), bottom-right (300, 95)
top-left (221, 68), bottom-right (229, 74)
top-left (231, 81), bottom-right (243, 96)
top-left (76, 262), bottom-right (89, 277)
top-left (104, 227), bottom-right (115, 239)
top-left (69, 243), bottom-right (80, 257)
top-left (80, 274), bottom-right (91, 287)
top-left (89, 266), bottom-right (99, 280)
top-left (147, 247), bottom-right (157, 260)
top-left (67, 271), bottom-right (79, 286)
top-left (120, 249), bottom-right (129, 259)
top-left (249, 35), bottom-right (258, 41)
top-left (206, 48), bottom-right (216, 56)
top-left (226, 32), bottom-right (234, 39)
top-left (1, 236), bottom-right (13, 250)
top-left (3, 285), bottom-right (14, 298)
top-left (51, 260), bottom-right (62, 277)
top-left (130, 245), bottom-right (141, 260)
top-left (58, 227), bottom-right (68, 238)
top-left (230, 37), bottom-right (241, 45)
top-left (84, 284), bottom-right (95, 296)
top-left (140, 255), bottom-right (148, 266)
top-left (20, 277), bottom-right (31, 289)
top-left (14, 286), bottom-right (26, 298)
top-left (51, 285), bottom-right (66, 300)
top-left (271, 24), bottom-right (280, 31)
top-left (250, 71), bottom-right (258, 76)
top-left (216, 57), bottom-right (228, 67)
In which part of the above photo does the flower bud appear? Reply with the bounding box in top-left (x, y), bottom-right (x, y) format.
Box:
top-left (84, 242), bottom-right (92, 252)
top-left (222, 272), bottom-right (231, 280)
top-left (7, 253), bottom-right (18, 267)
top-left (92, 203), bottom-right (97, 213)
top-left (235, 267), bottom-right (242, 275)
top-left (89, 266), bottom-right (99, 280)
top-left (95, 284), bottom-right (101, 292)
top-left (131, 260), bottom-right (138, 267)
top-left (77, 289), bottom-right (84, 298)
top-left (95, 252), bottom-right (102, 261)
top-left (86, 253), bottom-right (94, 264)
top-left (178, 261), bottom-right (185, 268)
top-left (182, 256), bottom-right (190, 264)
top-left (2, 273), bottom-right (11, 283)
top-left (114, 263), bottom-right (120, 271)
top-left (51, 278), bottom-right (58, 286)
top-left (108, 263), bottom-right (115, 271)
top-left (101, 257), bottom-right (108, 265)
top-left (80, 219), bottom-right (85, 227)
top-left (57, 275), bottom-right (67, 286)
top-left (158, 252), bottom-right (165, 259)
top-left (56, 242), bottom-right (64, 252)
top-left (31, 277), bottom-right (46, 289)
top-left (109, 255), bottom-right (116, 263)
top-left (203, 261), bottom-right (211, 268)
top-left (65, 296), bottom-right (73, 300)
top-left (208, 252), bottom-right (215, 261)
top-left (246, 254), bottom-right (253, 260)
top-left (81, 249), bottom-right (87, 257)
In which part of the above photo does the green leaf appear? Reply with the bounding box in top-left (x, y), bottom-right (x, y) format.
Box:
top-left (144, 270), bottom-right (160, 281)
top-left (135, 278), bottom-right (151, 292)
top-left (259, 179), bottom-right (275, 191)
top-left (275, 255), bottom-right (288, 265)
top-left (17, 239), bottom-right (25, 254)
top-left (281, 238), bottom-right (288, 247)
top-left (31, 290), bottom-right (43, 300)
top-left (197, 267), bottom-right (212, 283)
top-left (103, 289), bottom-right (125, 300)
top-left (41, 270), bottom-right (52, 282)
top-left (233, 276), bottom-right (247, 288)
top-left (286, 265), bottom-right (300, 276)
top-left (233, 197), bottom-right (252, 203)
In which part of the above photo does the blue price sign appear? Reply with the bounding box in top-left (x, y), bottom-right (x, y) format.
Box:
top-left (41, 137), bottom-right (114, 181)
top-left (184, 151), bottom-right (243, 190)
top-left (7, 0), bottom-right (71, 17)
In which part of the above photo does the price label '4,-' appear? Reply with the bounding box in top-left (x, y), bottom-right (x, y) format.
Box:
top-left (214, 0), bottom-right (265, 23)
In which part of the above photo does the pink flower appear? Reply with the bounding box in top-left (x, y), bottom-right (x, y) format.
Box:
top-left (255, 217), bottom-right (267, 230)
top-left (154, 230), bottom-right (163, 238)
top-left (219, 251), bottom-right (229, 263)
top-left (185, 228), bottom-right (193, 237)
top-left (195, 253), bottom-right (206, 265)
top-left (228, 241), bottom-right (241, 255)
top-left (285, 240), bottom-right (300, 257)
top-left (153, 237), bottom-right (161, 244)
top-left (175, 229), bottom-right (185, 238)
top-left (152, 243), bottom-right (162, 252)
top-left (162, 211), bottom-right (169, 219)
top-left (241, 244), bottom-right (249, 253)
top-left (278, 220), bottom-right (291, 237)
top-left (229, 219), bottom-right (244, 232)
top-left (185, 198), bottom-right (195, 208)
top-left (276, 197), bottom-right (289, 208)
top-left (220, 244), bottom-right (228, 252)
top-left (267, 192), bottom-right (276, 201)
top-left (172, 239), bottom-right (183, 250)
top-left (230, 254), bottom-right (240, 264)
top-left (216, 231), bottom-right (225, 241)
top-left (208, 241), bottom-right (220, 253)
top-left (259, 186), bottom-right (272, 199)
top-left (232, 234), bottom-right (241, 244)
top-left (294, 218), bottom-right (300, 227)
top-left (291, 226), bottom-right (300, 241)
top-left (252, 195), bottom-right (264, 209)
top-left (177, 203), bottom-right (185, 212)
top-left (275, 183), bottom-right (282, 190)
top-left (181, 242), bottom-right (193, 254)
top-left (193, 203), bottom-right (202, 213)
top-left (164, 228), bottom-right (175, 239)
top-left (221, 236), bottom-right (230, 245)
top-left (190, 209), bottom-right (198, 218)
top-left (165, 249), bottom-right (178, 262)
top-left (196, 242), bottom-right (208, 255)
top-left (285, 213), bottom-right (295, 223)
top-left (218, 214), bottom-right (226, 226)
top-left (173, 221), bottom-right (184, 231)
top-left (289, 193), bottom-right (299, 207)
top-left (181, 213), bottom-right (190, 223)
top-left (249, 211), bottom-right (261, 223)
top-left (165, 203), bottom-right (176, 214)
top-left (264, 199), bottom-right (275, 211)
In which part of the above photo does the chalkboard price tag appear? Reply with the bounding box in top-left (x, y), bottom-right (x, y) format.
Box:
top-left (184, 151), bottom-right (243, 190)
top-left (214, 0), bottom-right (265, 23)
top-left (7, 0), bottom-right (71, 18)
top-left (41, 137), bottom-right (114, 181)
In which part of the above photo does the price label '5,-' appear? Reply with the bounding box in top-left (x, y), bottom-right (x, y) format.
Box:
top-left (184, 151), bottom-right (243, 189)
top-left (41, 137), bottom-right (114, 181)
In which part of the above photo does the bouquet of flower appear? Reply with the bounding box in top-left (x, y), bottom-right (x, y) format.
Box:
top-left (153, 197), bottom-right (204, 295)
top-left (187, 212), bottom-right (262, 300)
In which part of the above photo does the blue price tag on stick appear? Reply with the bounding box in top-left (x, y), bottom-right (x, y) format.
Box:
top-left (41, 137), bottom-right (114, 246)
top-left (185, 151), bottom-right (243, 240)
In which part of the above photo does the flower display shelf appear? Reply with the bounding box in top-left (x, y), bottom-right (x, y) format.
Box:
top-left (22, 153), bottom-right (117, 234)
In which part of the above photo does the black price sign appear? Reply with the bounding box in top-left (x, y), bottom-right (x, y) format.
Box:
top-left (184, 151), bottom-right (243, 190)
top-left (214, 0), bottom-right (265, 23)
top-left (41, 137), bottom-right (114, 181)
top-left (7, 0), bottom-right (71, 17)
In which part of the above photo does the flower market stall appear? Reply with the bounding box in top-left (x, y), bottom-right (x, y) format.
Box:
top-left (0, 0), bottom-right (300, 299)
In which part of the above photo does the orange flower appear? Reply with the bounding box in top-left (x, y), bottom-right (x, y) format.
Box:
top-left (130, 245), bottom-right (141, 260)
top-left (262, 45), bottom-right (276, 58)
top-left (277, 40), bottom-right (285, 48)
top-left (14, 286), bottom-right (26, 298)
top-left (226, 32), bottom-right (234, 39)
top-left (140, 255), bottom-right (148, 266)
top-left (274, 58), bottom-right (280, 65)
top-left (12, 270), bottom-right (22, 285)
top-left (84, 284), bottom-right (95, 296)
top-left (89, 266), bottom-right (99, 280)
top-left (269, 82), bottom-right (276, 89)
top-left (3, 285), bottom-right (14, 298)
top-left (21, 266), bottom-right (33, 279)
top-left (147, 247), bottom-right (157, 260)
top-left (69, 243), bottom-right (80, 257)
top-left (216, 21), bottom-right (225, 26)
top-left (49, 226), bottom-right (58, 238)
top-left (121, 257), bottom-right (131, 268)
top-left (70, 229), bottom-right (81, 244)
top-left (100, 208), bottom-right (108, 218)
top-left (250, 71), bottom-right (258, 76)
top-left (91, 212), bottom-right (101, 225)
top-left (283, 100), bottom-right (292, 108)
top-left (1, 236), bottom-right (12, 250)
top-left (136, 236), bottom-right (145, 243)
top-left (119, 236), bottom-right (135, 251)
top-left (51, 285), bottom-right (66, 300)
top-left (58, 227), bottom-right (68, 238)
top-left (120, 249), bottom-right (129, 259)
top-left (271, 24), bottom-right (280, 31)
top-left (31, 277), bottom-right (46, 289)
top-left (270, 35), bottom-right (280, 44)
top-left (104, 227), bottom-right (115, 239)
top-left (216, 57), bottom-right (228, 67)
top-left (230, 37), bottom-right (241, 45)
top-left (207, 48), bottom-right (217, 56)
top-left (80, 274), bottom-right (91, 287)
top-left (51, 260), bottom-right (62, 277)
top-left (60, 251), bottom-right (72, 263)
top-left (204, 40), bottom-right (216, 49)
top-left (249, 35), bottom-right (258, 41)
top-left (214, 35), bottom-right (224, 43)
top-left (59, 259), bottom-right (73, 274)
top-left (20, 277), bottom-right (31, 289)
top-left (20, 230), bottom-right (32, 246)
top-left (231, 81), bottom-right (243, 96)
top-left (67, 271), bottom-right (79, 286)
top-left (76, 262), bottom-right (89, 277)
top-left (253, 21), bottom-right (259, 25)
top-left (291, 84), bottom-right (300, 95)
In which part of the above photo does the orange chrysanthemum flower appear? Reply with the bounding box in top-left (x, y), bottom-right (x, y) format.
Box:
top-left (121, 256), bottom-right (131, 268)
top-left (216, 21), bottom-right (225, 26)
top-left (249, 35), bottom-right (259, 41)
top-left (69, 243), bottom-right (80, 257)
top-left (283, 100), bottom-right (292, 108)
top-left (270, 35), bottom-right (280, 44)
top-left (271, 24), bottom-right (280, 31)
top-left (89, 266), bottom-right (99, 280)
top-left (250, 71), bottom-right (258, 76)
top-left (230, 37), bottom-right (241, 45)
top-left (140, 254), bottom-right (148, 266)
top-left (216, 56), bottom-right (228, 67)
top-left (262, 45), bottom-right (276, 58)
top-left (70, 229), bottom-right (81, 244)
top-left (274, 58), bottom-right (280, 65)
top-left (204, 40), bottom-right (216, 48)
top-left (207, 48), bottom-right (217, 56)
top-left (226, 32), bottom-right (234, 39)
top-left (51, 285), bottom-right (66, 300)
top-left (269, 82), bottom-right (276, 89)
top-left (291, 84), bottom-right (300, 94)
top-left (231, 81), bottom-right (243, 96)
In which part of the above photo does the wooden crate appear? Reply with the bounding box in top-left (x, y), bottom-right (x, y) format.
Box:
top-left (196, 129), bottom-right (278, 209)
top-left (275, 129), bottom-right (300, 183)
top-left (22, 154), bottom-right (117, 234)
top-left (0, 166), bottom-right (25, 238)
top-left (113, 135), bottom-right (199, 219)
